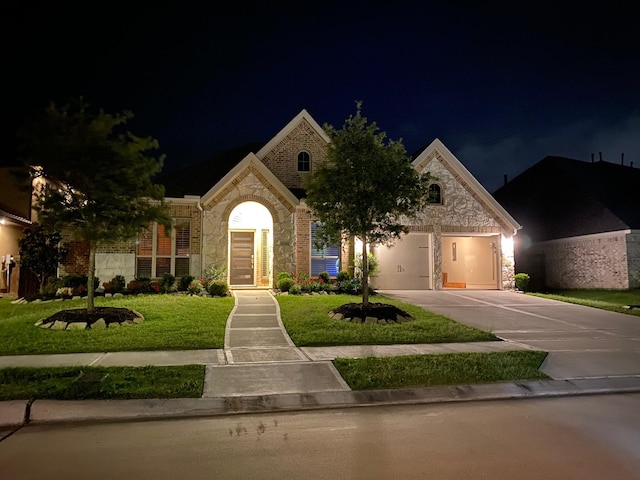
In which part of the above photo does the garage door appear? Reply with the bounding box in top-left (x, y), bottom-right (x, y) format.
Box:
top-left (371, 233), bottom-right (432, 289)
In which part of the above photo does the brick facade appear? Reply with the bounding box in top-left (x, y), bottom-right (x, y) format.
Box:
top-left (260, 119), bottom-right (328, 191)
top-left (529, 230), bottom-right (640, 290)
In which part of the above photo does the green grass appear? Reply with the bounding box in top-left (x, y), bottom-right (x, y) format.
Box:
top-left (0, 294), bottom-right (234, 356)
top-left (0, 365), bottom-right (204, 400)
top-left (277, 294), bottom-right (497, 346)
top-left (530, 289), bottom-right (640, 316)
top-left (333, 350), bottom-right (549, 390)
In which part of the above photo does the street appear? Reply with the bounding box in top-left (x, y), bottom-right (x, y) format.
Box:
top-left (1, 393), bottom-right (639, 479)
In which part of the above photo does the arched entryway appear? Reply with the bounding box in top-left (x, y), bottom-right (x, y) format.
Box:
top-left (228, 201), bottom-right (273, 287)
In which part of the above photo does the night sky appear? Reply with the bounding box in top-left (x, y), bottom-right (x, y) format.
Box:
top-left (3, 2), bottom-right (639, 192)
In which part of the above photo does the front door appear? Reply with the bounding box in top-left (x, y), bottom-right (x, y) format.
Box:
top-left (230, 231), bottom-right (254, 285)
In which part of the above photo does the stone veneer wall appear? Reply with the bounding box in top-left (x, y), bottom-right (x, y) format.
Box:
top-left (540, 231), bottom-right (635, 289)
top-left (408, 153), bottom-right (511, 289)
top-left (294, 204), bottom-right (312, 275)
top-left (201, 168), bottom-right (296, 286)
top-left (259, 119), bottom-right (328, 191)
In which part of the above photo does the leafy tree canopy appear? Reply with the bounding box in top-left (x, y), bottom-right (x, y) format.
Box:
top-left (305, 102), bottom-right (432, 304)
top-left (20, 98), bottom-right (170, 243)
top-left (18, 98), bottom-right (170, 310)
top-left (17, 223), bottom-right (68, 295)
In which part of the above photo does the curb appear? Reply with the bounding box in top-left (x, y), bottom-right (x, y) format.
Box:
top-left (3, 376), bottom-right (640, 428)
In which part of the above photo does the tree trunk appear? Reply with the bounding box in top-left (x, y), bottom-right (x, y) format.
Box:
top-left (361, 238), bottom-right (369, 307)
top-left (87, 239), bottom-right (97, 313)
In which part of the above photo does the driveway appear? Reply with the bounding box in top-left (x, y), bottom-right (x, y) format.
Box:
top-left (379, 290), bottom-right (640, 380)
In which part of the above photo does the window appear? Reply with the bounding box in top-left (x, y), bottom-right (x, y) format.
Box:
top-left (429, 183), bottom-right (442, 204)
top-left (310, 222), bottom-right (340, 276)
top-left (297, 151), bottom-right (310, 172)
top-left (136, 219), bottom-right (191, 277)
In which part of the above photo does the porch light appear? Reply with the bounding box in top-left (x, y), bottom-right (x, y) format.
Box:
top-left (501, 235), bottom-right (514, 259)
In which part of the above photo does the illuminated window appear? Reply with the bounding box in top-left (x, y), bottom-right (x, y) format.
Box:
top-left (136, 219), bottom-right (190, 277)
top-left (310, 222), bottom-right (339, 276)
top-left (429, 183), bottom-right (442, 204)
top-left (297, 151), bottom-right (310, 172)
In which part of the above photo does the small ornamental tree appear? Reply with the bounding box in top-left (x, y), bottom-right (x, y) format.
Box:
top-left (18, 223), bottom-right (68, 295)
top-left (305, 102), bottom-right (432, 307)
top-left (19, 98), bottom-right (170, 312)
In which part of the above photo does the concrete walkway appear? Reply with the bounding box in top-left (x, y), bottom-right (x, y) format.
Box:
top-left (2, 289), bottom-right (640, 428)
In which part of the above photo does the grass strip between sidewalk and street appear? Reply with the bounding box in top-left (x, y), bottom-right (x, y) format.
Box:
top-left (277, 294), bottom-right (497, 346)
top-left (333, 350), bottom-right (549, 390)
top-left (0, 365), bottom-right (205, 400)
top-left (0, 295), bottom-right (233, 356)
top-left (529, 289), bottom-right (640, 316)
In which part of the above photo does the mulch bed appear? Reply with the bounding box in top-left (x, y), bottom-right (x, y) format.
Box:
top-left (331, 302), bottom-right (413, 322)
top-left (42, 307), bottom-right (141, 326)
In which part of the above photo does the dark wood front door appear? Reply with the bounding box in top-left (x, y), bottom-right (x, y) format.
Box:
top-left (230, 232), bottom-right (254, 285)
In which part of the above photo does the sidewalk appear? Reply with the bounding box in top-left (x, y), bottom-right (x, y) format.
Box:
top-left (2, 290), bottom-right (640, 428)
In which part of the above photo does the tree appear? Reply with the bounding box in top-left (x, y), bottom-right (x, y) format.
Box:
top-left (17, 224), bottom-right (68, 296)
top-left (19, 98), bottom-right (170, 312)
top-left (305, 102), bottom-right (432, 306)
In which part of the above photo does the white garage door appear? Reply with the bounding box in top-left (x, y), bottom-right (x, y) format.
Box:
top-left (371, 233), bottom-right (432, 289)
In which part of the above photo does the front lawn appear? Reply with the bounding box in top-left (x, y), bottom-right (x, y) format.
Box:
top-left (0, 295), bottom-right (234, 356)
top-left (530, 289), bottom-right (640, 316)
top-left (277, 294), bottom-right (497, 346)
top-left (0, 365), bottom-right (204, 400)
top-left (334, 350), bottom-right (549, 390)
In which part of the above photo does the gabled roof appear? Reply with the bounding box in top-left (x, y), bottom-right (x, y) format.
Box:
top-left (413, 139), bottom-right (522, 235)
top-left (255, 109), bottom-right (329, 160)
top-left (493, 156), bottom-right (640, 242)
top-left (201, 152), bottom-right (299, 211)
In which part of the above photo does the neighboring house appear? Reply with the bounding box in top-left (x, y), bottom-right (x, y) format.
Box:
top-left (0, 167), bottom-right (33, 295)
top-left (493, 156), bottom-right (640, 290)
top-left (60, 109), bottom-right (521, 290)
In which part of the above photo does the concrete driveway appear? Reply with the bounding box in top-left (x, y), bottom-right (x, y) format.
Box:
top-left (379, 290), bottom-right (640, 380)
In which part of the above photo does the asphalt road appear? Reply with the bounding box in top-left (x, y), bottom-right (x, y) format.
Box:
top-left (1, 393), bottom-right (639, 479)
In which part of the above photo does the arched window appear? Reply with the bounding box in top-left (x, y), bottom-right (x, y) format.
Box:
top-left (429, 183), bottom-right (442, 204)
top-left (297, 151), bottom-right (310, 172)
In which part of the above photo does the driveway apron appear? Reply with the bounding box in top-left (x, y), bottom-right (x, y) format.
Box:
top-left (202, 290), bottom-right (350, 397)
top-left (380, 290), bottom-right (640, 380)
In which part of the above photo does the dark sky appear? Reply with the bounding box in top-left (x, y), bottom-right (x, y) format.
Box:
top-left (3, 2), bottom-right (639, 192)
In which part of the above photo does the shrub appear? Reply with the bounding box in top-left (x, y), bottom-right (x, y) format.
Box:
top-left (150, 281), bottom-right (161, 293)
top-left (179, 275), bottom-right (195, 292)
top-left (43, 277), bottom-right (63, 297)
top-left (515, 273), bottom-right (531, 292)
top-left (277, 277), bottom-right (295, 292)
top-left (277, 271), bottom-right (292, 281)
top-left (207, 279), bottom-right (229, 296)
top-left (355, 253), bottom-right (379, 278)
top-left (127, 277), bottom-right (151, 294)
top-left (187, 279), bottom-right (205, 296)
top-left (160, 272), bottom-right (176, 293)
top-left (204, 264), bottom-right (227, 281)
top-left (318, 271), bottom-right (330, 284)
top-left (289, 283), bottom-right (302, 295)
top-left (61, 274), bottom-right (99, 296)
top-left (104, 275), bottom-right (126, 293)
top-left (336, 270), bottom-right (351, 282)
